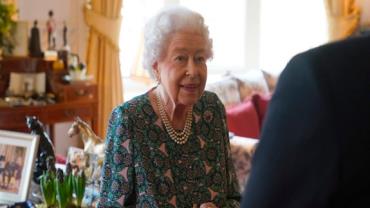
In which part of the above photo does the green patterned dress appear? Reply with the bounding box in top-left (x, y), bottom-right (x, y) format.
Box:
top-left (97, 91), bottom-right (241, 207)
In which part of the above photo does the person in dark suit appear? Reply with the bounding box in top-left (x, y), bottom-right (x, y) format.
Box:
top-left (241, 35), bottom-right (370, 208)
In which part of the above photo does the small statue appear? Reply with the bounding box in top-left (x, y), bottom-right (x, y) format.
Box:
top-left (63, 21), bottom-right (68, 47)
top-left (29, 20), bottom-right (43, 57)
top-left (26, 116), bottom-right (55, 183)
top-left (68, 117), bottom-right (104, 156)
top-left (34, 151), bottom-right (48, 183)
top-left (46, 10), bottom-right (56, 50)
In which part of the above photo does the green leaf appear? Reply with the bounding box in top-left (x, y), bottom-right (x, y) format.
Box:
top-left (40, 172), bottom-right (56, 207)
top-left (0, 2), bottom-right (16, 54)
top-left (55, 169), bottom-right (69, 208)
top-left (73, 171), bottom-right (86, 207)
top-left (65, 174), bottom-right (74, 204)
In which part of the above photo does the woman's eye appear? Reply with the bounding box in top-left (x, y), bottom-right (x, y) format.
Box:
top-left (175, 56), bottom-right (186, 62)
top-left (195, 56), bottom-right (205, 63)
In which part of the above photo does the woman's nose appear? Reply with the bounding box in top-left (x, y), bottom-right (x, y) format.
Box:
top-left (186, 60), bottom-right (199, 77)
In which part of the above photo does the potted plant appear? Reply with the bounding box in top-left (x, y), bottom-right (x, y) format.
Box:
top-left (40, 160), bottom-right (87, 208)
top-left (0, 1), bottom-right (16, 56)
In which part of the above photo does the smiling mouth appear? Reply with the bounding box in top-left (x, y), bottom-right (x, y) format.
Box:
top-left (181, 84), bottom-right (199, 92)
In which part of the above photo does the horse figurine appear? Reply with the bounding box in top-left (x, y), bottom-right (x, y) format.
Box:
top-left (26, 116), bottom-right (55, 183)
top-left (68, 117), bottom-right (104, 157)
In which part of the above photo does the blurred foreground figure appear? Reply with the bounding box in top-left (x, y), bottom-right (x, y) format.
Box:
top-left (241, 35), bottom-right (370, 208)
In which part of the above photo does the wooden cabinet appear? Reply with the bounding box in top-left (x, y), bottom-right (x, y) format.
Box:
top-left (0, 57), bottom-right (99, 141)
top-left (0, 57), bottom-right (55, 97)
top-left (56, 81), bottom-right (97, 102)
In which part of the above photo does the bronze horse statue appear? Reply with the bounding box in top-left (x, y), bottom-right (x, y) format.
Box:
top-left (67, 117), bottom-right (104, 157)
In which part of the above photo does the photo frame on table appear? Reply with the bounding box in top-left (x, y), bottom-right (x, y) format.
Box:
top-left (8, 72), bottom-right (46, 96)
top-left (0, 130), bottom-right (39, 204)
top-left (66, 146), bottom-right (87, 170)
top-left (68, 53), bottom-right (79, 67)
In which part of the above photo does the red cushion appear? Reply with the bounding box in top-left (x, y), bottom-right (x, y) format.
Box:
top-left (226, 99), bottom-right (260, 138)
top-left (252, 93), bottom-right (271, 126)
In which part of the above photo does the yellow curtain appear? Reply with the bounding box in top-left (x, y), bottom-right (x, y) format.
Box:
top-left (84, 0), bottom-right (123, 138)
top-left (3, 0), bottom-right (17, 6)
top-left (325, 0), bottom-right (361, 41)
top-left (3, 0), bottom-right (17, 20)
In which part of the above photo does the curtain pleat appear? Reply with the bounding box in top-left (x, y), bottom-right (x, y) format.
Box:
top-left (325, 0), bottom-right (361, 41)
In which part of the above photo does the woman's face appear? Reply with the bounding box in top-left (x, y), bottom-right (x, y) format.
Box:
top-left (153, 31), bottom-right (208, 106)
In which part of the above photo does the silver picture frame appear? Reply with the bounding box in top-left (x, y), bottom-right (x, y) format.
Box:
top-left (0, 130), bottom-right (39, 204)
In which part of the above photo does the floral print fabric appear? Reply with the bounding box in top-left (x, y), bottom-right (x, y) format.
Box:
top-left (98, 91), bottom-right (240, 207)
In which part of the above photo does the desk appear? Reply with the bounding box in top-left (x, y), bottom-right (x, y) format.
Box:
top-left (0, 99), bottom-right (98, 142)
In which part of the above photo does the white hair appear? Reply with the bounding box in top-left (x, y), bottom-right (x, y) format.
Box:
top-left (142, 5), bottom-right (213, 78)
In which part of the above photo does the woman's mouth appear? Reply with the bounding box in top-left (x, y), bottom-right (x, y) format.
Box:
top-left (181, 84), bottom-right (198, 93)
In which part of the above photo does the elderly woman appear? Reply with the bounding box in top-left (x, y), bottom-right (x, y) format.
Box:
top-left (98, 6), bottom-right (240, 208)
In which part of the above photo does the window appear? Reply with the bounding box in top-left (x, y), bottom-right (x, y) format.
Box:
top-left (180, 0), bottom-right (246, 73)
top-left (120, 0), bottom-right (164, 78)
top-left (119, 0), bottom-right (163, 99)
top-left (259, 0), bottom-right (328, 75)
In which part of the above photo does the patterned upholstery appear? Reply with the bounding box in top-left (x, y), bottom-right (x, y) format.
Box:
top-left (206, 70), bottom-right (276, 108)
top-left (230, 137), bottom-right (258, 193)
top-left (238, 70), bottom-right (270, 101)
top-left (206, 76), bottom-right (241, 108)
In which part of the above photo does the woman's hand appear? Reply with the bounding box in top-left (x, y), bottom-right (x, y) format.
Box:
top-left (199, 202), bottom-right (217, 208)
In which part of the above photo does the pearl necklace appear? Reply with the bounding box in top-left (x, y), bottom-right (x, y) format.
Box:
top-left (155, 91), bottom-right (193, 144)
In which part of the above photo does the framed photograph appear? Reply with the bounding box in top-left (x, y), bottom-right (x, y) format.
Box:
top-left (66, 146), bottom-right (87, 170)
top-left (0, 130), bottom-right (39, 204)
top-left (8, 72), bottom-right (46, 96)
top-left (68, 53), bottom-right (79, 67)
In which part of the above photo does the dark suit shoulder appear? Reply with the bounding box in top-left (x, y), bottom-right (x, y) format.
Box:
top-left (282, 36), bottom-right (370, 97)
top-left (296, 36), bottom-right (370, 72)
